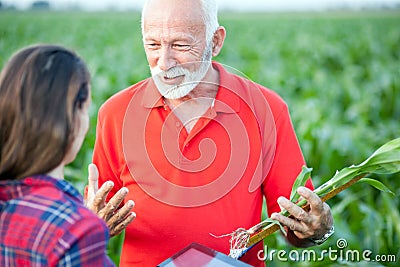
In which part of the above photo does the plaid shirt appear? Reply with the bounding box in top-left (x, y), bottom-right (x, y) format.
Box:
top-left (0, 175), bottom-right (115, 267)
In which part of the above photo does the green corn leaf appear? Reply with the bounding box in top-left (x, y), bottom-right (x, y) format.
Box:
top-left (252, 138), bottom-right (400, 241)
top-left (353, 138), bottom-right (400, 170)
top-left (314, 137), bottom-right (400, 197)
top-left (358, 178), bottom-right (395, 196)
top-left (290, 166), bottom-right (313, 202)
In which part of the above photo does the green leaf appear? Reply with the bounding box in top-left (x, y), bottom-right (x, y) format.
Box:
top-left (358, 178), bottom-right (395, 196)
top-left (354, 138), bottom-right (400, 170)
top-left (290, 166), bottom-right (313, 202)
top-left (314, 137), bottom-right (400, 197)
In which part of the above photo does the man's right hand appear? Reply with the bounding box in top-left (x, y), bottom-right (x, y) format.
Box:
top-left (85, 163), bottom-right (136, 237)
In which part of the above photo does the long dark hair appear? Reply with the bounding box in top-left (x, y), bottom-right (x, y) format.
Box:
top-left (0, 44), bottom-right (90, 180)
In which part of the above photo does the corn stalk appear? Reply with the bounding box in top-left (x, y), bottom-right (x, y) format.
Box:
top-left (228, 138), bottom-right (400, 259)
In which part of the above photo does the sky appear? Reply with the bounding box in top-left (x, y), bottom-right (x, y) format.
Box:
top-left (4, 0), bottom-right (400, 11)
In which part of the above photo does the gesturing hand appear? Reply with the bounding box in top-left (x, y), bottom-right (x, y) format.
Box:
top-left (85, 163), bottom-right (136, 237)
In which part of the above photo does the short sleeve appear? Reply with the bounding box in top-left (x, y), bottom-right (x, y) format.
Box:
top-left (262, 103), bottom-right (313, 216)
top-left (92, 106), bottom-right (124, 201)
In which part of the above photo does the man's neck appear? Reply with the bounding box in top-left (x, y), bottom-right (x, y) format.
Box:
top-left (164, 66), bottom-right (220, 133)
top-left (165, 64), bottom-right (220, 106)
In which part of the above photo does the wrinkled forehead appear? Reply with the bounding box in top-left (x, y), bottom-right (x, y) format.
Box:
top-left (143, 0), bottom-right (205, 30)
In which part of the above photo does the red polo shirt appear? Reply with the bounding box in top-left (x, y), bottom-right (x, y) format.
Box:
top-left (93, 62), bottom-right (312, 266)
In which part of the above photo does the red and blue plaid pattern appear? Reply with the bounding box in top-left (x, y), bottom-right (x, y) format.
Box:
top-left (0, 175), bottom-right (115, 267)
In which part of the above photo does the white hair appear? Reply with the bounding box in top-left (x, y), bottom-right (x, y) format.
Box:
top-left (141, 0), bottom-right (219, 43)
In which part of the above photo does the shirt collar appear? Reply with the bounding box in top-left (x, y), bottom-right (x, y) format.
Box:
top-left (141, 61), bottom-right (241, 114)
top-left (141, 78), bottom-right (165, 108)
top-left (0, 175), bottom-right (83, 203)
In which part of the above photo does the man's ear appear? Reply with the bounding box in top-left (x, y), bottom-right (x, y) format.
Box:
top-left (211, 26), bottom-right (226, 57)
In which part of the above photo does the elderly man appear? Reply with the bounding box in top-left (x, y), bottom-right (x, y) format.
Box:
top-left (91, 0), bottom-right (334, 266)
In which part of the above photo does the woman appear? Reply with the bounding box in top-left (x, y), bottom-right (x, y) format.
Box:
top-left (0, 45), bottom-right (115, 266)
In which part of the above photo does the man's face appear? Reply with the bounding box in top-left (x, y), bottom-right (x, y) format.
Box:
top-left (142, 0), bottom-right (212, 99)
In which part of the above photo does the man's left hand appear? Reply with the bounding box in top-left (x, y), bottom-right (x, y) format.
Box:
top-left (271, 186), bottom-right (333, 246)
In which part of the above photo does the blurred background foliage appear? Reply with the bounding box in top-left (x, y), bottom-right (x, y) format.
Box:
top-left (0, 9), bottom-right (399, 266)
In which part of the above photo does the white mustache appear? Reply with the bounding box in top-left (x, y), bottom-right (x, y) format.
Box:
top-left (150, 66), bottom-right (188, 79)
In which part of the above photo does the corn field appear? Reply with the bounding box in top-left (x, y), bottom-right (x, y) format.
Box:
top-left (0, 9), bottom-right (399, 266)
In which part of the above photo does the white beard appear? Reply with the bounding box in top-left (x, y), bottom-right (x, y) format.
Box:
top-left (150, 44), bottom-right (212, 99)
